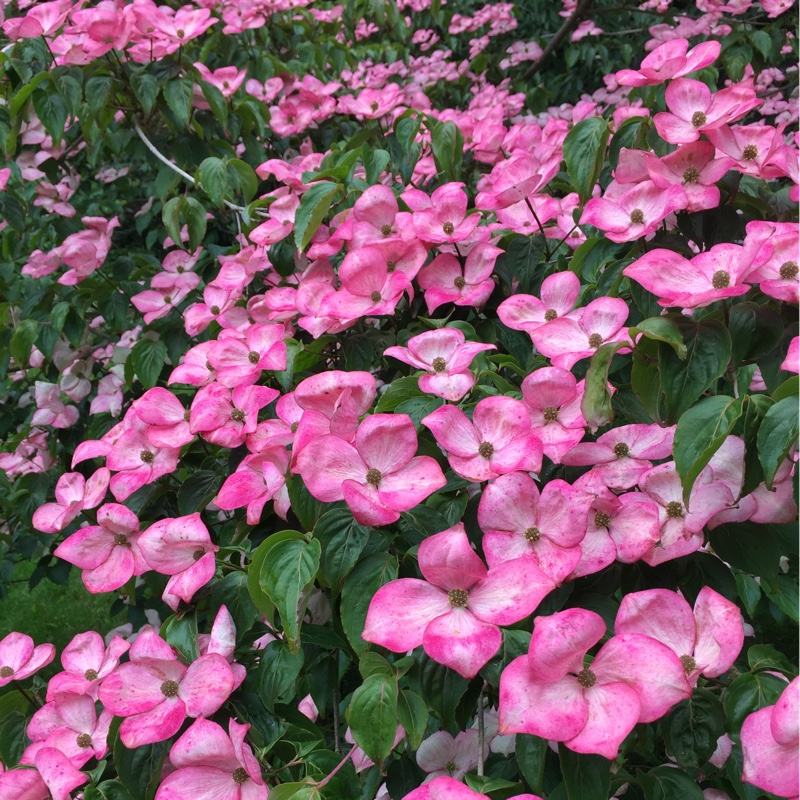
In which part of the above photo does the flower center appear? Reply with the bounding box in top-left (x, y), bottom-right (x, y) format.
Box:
top-left (682, 166), bottom-right (699, 184)
top-left (164, 296), bottom-right (172, 304)
top-left (0, 666), bottom-right (14, 678)
top-left (386, 260), bottom-right (396, 273)
top-left (140, 450), bottom-right (154, 464)
top-left (613, 442), bottom-right (629, 458)
top-left (193, 548), bottom-right (205, 561)
top-left (76, 733), bottom-right (93, 748)
top-left (780, 261), bottom-right (798, 279)
top-left (447, 588), bottom-right (469, 608)
top-left (176, 28), bottom-right (185, 38)
top-left (160, 680), bottom-right (180, 697)
top-left (431, 357), bottom-right (447, 373)
top-left (453, 276), bottom-right (466, 289)
top-left (380, 224), bottom-right (393, 237)
top-left (711, 270), bottom-right (730, 289)
top-left (576, 668), bottom-right (596, 688)
top-left (629, 208), bottom-right (644, 225)
top-left (478, 441), bottom-right (494, 458)
top-left (290, 422), bottom-right (299, 433)
top-left (742, 144), bottom-right (758, 161)
top-left (184, 409), bottom-right (191, 422)
top-left (543, 406), bottom-right (558, 422)
top-left (232, 767), bottom-right (249, 784)
top-left (370, 291), bottom-right (382, 303)
top-left (524, 526), bottom-right (541, 543)
top-left (444, 760), bottom-right (456, 775)
top-left (594, 511), bottom-right (611, 528)
top-left (543, 308), bottom-right (558, 321)
top-left (680, 654), bottom-right (697, 674)
top-left (442, 221), bottom-right (455, 235)
top-left (210, 305), bottom-right (221, 315)
top-left (230, 408), bottom-right (246, 422)
top-left (691, 111), bottom-right (707, 128)
top-left (588, 333), bottom-right (603, 348)
top-left (248, 351), bottom-right (260, 364)
top-left (113, 533), bottom-right (129, 546)
top-left (370, 101), bottom-right (379, 112)
top-left (665, 500), bottom-right (684, 518)
top-left (365, 468), bottom-right (382, 486)
top-left (84, 669), bottom-right (99, 681)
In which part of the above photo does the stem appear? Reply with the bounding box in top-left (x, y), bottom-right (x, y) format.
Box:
top-left (524, 0), bottom-right (594, 79)
top-left (333, 662), bottom-right (342, 754)
top-left (316, 749), bottom-right (353, 789)
top-left (14, 681), bottom-right (40, 709)
top-left (477, 683), bottom-right (486, 777)
top-left (524, 197), bottom-right (552, 259)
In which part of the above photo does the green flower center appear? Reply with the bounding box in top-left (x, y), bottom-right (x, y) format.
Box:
top-left (780, 261), bottom-right (798, 280)
top-left (613, 442), bottom-right (629, 458)
top-left (543, 406), bottom-right (558, 422)
top-left (594, 511), bottom-right (611, 528)
top-left (365, 468), bottom-right (382, 486)
top-left (248, 351), bottom-right (260, 364)
top-left (691, 111), bottom-right (707, 128)
top-left (665, 501), bottom-right (684, 518)
top-left (76, 733), bottom-right (93, 748)
top-left (577, 668), bottom-right (596, 688)
top-left (442, 221), bottom-right (455, 235)
top-left (478, 441), bottom-right (494, 458)
top-left (447, 589), bottom-right (469, 608)
top-left (712, 270), bottom-right (730, 289)
top-left (161, 680), bottom-right (180, 697)
top-left (230, 408), bottom-right (246, 422)
top-left (140, 450), bottom-right (154, 464)
top-left (588, 333), bottom-right (603, 348)
top-left (432, 357), bottom-right (447, 373)
top-left (629, 209), bottom-right (644, 225)
top-left (524, 526), bottom-right (541, 543)
top-left (682, 166), bottom-right (699, 184)
top-left (232, 767), bottom-right (250, 784)
top-left (680, 654), bottom-right (697, 674)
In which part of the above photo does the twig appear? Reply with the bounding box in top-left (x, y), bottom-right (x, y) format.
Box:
top-left (333, 662), bottom-right (342, 754)
top-left (316, 748), bottom-right (353, 789)
top-left (524, 0), bottom-right (594, 79)
top-left (477, 683), bottom-right (486, 777)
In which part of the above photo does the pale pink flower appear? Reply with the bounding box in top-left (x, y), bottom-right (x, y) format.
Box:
top-left (45, 632), bottom-right (129, 701)
top-left (32, 468), bottom-right (110, 533)
top-left (616, 38), bottom-right (721, 86)
top-left (0, 747), bottom-right (87, 800)
top-left (215, 447), bottom-right (291, 524)
top-left (31, 381), bottom-right (79, 428)
top-left (497, 271), bottom-right (581, 335)
top-left (416, 729), bottom-right (483, 781)
top-left (413, 183), bottom-right (481, 245)
top-left (0, 633), bottom-right (56, 687)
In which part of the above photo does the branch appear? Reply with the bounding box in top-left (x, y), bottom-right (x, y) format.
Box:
top-left (524, 0), bottom-right (595, 79)
top-left (133, 123), bottom-right (254, 215)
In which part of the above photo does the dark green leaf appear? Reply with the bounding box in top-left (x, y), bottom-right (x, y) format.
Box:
top-left (198, 157), bottom-right (228, 207)
top-left (129, 339), bottom-right (166, 389)
top-left (112, 722), bottom-right (168, 800)
top-left (581, 342), bottom-right (626, 429)
top-left (374, 375), bottom-right (423, 411)
top-left (32, 90), bottom-right (68, 147)
top-left (516, 735), bottom-right (548, 795)
top-left (208, 571), bottom-right (259, 637)
top-left (294, 181), bottom-right (340, 251)
top-left (340, 552), bottom-right (397, 655)
top-left (747, 644), bottom-right (797, 676)
top-left (10, 319), bottom-right (38, 366)
top-left (757, 397), bottom-right (798, 489)
top-left (346, 674), bottom-right (398, 767)
top-left (728, 302), bottom-right (784, 366)
top-left (313, 508), bottom-right (371, 595)
top-left (177, 470), bottom-right (222, 515)
top-left (559, 745), bottom-right (611, 800)
top-left (638, 765), bottom-right (703, 800)
top-left (660, 689), bottom-right (726, 767)
top-left (163, 77), bottom-right (193, 127)
top-left (162, 611), bottom-right (199, 662)
top-left (131, 73), bottom-right (159, 115)
top-left (629, 316), bottom-right (687, 359)
top-left (258, 640), bottom-right (305, 712)
top-left (505, 236), bottom-right (546, 295)
top-left (723, 671), bottom-right (787, 732)
top-left (431, 120), bottom-right (463, 182)
top-left (397, 689), bottom-right (428, 749)
top-left (563, 118), bottom-right (609, 204)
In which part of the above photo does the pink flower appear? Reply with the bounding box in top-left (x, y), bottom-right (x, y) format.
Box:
top-left (155, 717), bottom-right (267, 800)
top-left (337, 84), bottom-right (404, 119)
top-left (580, 182), bottom-right (687, 243)
top-left (413, 183), bottom-right (481, 244)
top-left (653, 79), bottom-right (761, 144)
top-left (403, 775), bottom-right (542, 800)
top-left (623, 244), bottom-right (753, 308)
top-left (706, 123), bottom-right (784, 178)
top-left (216, 447), bottom-right (291, 524)
top-left (23, 692), bottom-right (112, 767)
top-left (384, 328), bottom-right (495, 402)
top-left (499, 608), bottom-right (691, 758)
top-left (742, 221), bottom-right (799, 303)
top-left (0, 633), bottom-right (56, 687)
top-left (58, 216), bottom-right (120, 285)
top-left (99, 628), bottom-right (235, 747)
top-left (198, 606), bottom-right (247, 689)
top-left (194, 62), bottom-right (246, 97)
top-left (55, 503), bottom-right (148, 594)
top-left (422, 397), bottom-right (543, 482)
top-left (615, 587), bottom-right (744, 683)
top-left (478, 473), bottom-right (591, 582)
top-left (416, 729), bottom-right (482, 781)
top-left (31, 381), bottom-right (79, 428)
top-left (348, 184), bottom-right (415, 249)
top-left (134, 387), bottom-right (194, 448)
top-left (45, 632), bottom-right (129, 701)
top-left (363, 524), bottom-right (554, 678)
top-left (741, 677), bottom-right (799, 799)
top-left (207, 324), bottom-right (288, 387)
top-left (475, 153), bottom-right (561, 210)
top-left (417, 243), bottom-right (503, 313)
top-left (183, 284), bottom-right (248, 335)
top-left (497, 271), bottom-right (581, 335)
top-left (616, 38), bottom-right (721, 86)
top-left (562, 423), bottom-right (675, 489)
top-left (137, 513), bottom-right (219, 610)
top-left (169, 341), bottom-right (218, 387)
top-left (0, 747), bottom-right (87, 800)
top-left (521, 367), bottom-right (587, 463)
top-left (531, 297), bottom-right (630, 370)
top-left (782, 336), bottom-right (799, 373)
top-left (189, 384), bottom-right (280, 449)
top-left (32, 468), bottom-right (109, 534)
top-left (295, 413), bottom-right (446, 526)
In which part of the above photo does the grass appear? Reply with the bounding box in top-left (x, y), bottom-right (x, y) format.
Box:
top-left (0, 560), bottom-right (124, 674)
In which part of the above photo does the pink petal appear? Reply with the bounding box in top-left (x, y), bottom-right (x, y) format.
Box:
top-left (422, 608), bottom-right (502, 679)
top-left (469, 558), bottom-right (554, 626)
top-left (377, 456), bottom-right (446, 512)
top-left (614, 589), bottom-right (696, 660)
top-left (119, 698), bottom-right (186, 747)
top-left (295, 435), bottom-right (365, 502)
top-left (528, 608), bottom-right (606, 681)
top-left (741, 704), bottom-right (799, 798)
top-left (692, 586), bottom-right (744, 678)
top-left (418, 525), bottom-right (487, 590)
top-left (356, 413), bottom-right (418, 474)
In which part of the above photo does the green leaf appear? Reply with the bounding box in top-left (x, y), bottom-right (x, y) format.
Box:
top-left (294, 181), bottom-right (340, 251)
top-left (340, 553), bottom-right (398, 655)
top-left (516, 735), bottom-right (548, 795)
top-left (709, 521), bottom-right (790, 580)
top-left (208, 571), bottom-right (259, 637)
top-left (728, 302), bottom-right (784, 366)
top-left (259, 537), bottom-right (321, 652)
top-left (581, 341), bottom-right (626, 429)
top-left (32, 90), bottom-right (68, 147)
top-left (409, 653), bottom-right (469, 728)
top-left (740, 393), bottom-right (773, 496)
top-left (374, 375), bottom-right (423, 411)
top-left (504, 236), bottom-right (546, 295)
top-left (161, 197), bottom-right (183, 249)
top-left (182, 196), bottom-right (207, 251)
top-left (10, 319), bottom-right (38, 366)
top-left (129, 339), bottom-right (166, 388)
top-left (346, 674), bottom-right (399, 767)
top-left (85, 782), bottom-right (134, 800)
top-left (362, 144), bottom-right (391, 185)
top-left (638, 765), bottom-right (703, 800)
top-left (0, 709), bottom-right (27, 768)
top-left (85, 76), bottom-right (114, 116)
top-left (747, 644), bottom-right (797, 676)
top-left (660, 689), bottom-right (726, 767)
top-left (199, 80), bottom-right (228, 128)
top-left (674, 395), bottom-right (744, 503)
top-left (162, 611), bottom-right (199, 662)
top-left (734, 572), bottom-right (761, 618)
top-left (247, 530), bottom-right (304, 621)
top-left (112, 723), bottom-right (168, 800)
top-left (660, 317), bottom-right (731, 424)
top-left (258, 640), bottom-right (305, 712)
top-left (163, 77), bottom-right (194, 127)
top-left (397, 689), bottom-right (428, 749)
top-left (10, 71), bottom-right (51, 117)
top-left (131, 73), bottom-right (159, 115)
top-left (764, 574), bottom-right (799, 622)
top-left (198, 157), bottom-right (228, 207)
top-left (563, 118), bottom-right (610, 204)
top-left (559, 745), bottom-right (611, 800)
top-left (629, 316), bottom-right (687, 359)
top-left (313, 508), bottom-right (371, 595)
top-left (177, 470), bottom-right (222, 515)
top-left (228, 158), bottom-right (258, 203)
top-left (757, 397), bottom-right (799, 489)
top-left (285, 475), bottom-right (324, 532)
top-left (431, 119), bottom-right (463, 182)
top-left (723, 671), bottom-right (787, 732)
